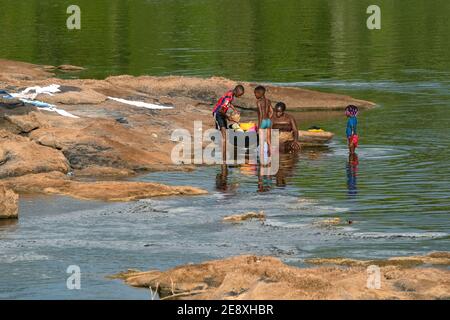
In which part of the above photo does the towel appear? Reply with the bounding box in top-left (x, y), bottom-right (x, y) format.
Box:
top-left (11, 84), bottom-right (61, 100)
top-left (19, 99), bottom-right (79, 118)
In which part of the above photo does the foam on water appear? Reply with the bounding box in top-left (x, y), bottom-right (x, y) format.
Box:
top-left (350, 232), bottom-right (448, 240)
top-left (330, 145), bottom-right (410, 160)
top-left (0, 252), bottom-right (50, 264)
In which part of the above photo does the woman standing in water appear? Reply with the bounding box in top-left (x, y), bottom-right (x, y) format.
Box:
top-left (271, 102), bottom-right (301, 153)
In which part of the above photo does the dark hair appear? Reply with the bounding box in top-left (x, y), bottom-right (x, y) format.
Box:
top-left (254, 85), bottom-right (266, 94)
top-left (345, 105), bottom-right (359, 116)
top-left (275, 102), bottom-right (286, 111)
top-left (234, 85), bottom-right (245, 93)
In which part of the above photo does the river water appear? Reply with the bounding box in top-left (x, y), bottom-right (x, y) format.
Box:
top-left (0, 0), bottom-right (449, 299)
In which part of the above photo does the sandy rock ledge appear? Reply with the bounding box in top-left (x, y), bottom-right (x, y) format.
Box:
top-left (0, 185), bottom-right (18, 219)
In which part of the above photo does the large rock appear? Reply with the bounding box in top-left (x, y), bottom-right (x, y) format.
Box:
top-left (0, 111), bottom-right (47, 134)
top-left (0, 186), bottom-right (18, 219)
top-left (0, 59), bottom-right (54, 81)
top-left (223, 211), bottom-right (266, 223)
top-left (0, 130), bottom-right (69, 178)
top-left (29, 119), bottom-right (175, 171)
top-left (0, 172), bottom-right (207, 201)
top-left (107, 75), bottom-right (376, 111)
top-left (114, 253), bottom-right (450, 300)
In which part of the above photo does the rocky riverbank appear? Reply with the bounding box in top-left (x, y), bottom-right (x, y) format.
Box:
top-left (113, 252), bottom-right (450, 300)
top-left (0, 59), bottom-right (375, 201)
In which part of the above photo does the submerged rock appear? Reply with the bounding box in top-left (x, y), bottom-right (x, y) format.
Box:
top-left (57, 64), bottom-right (85, 72)
top-left (0, 185), bottom-right (18, 219)
top-left (115, 253), bottom-right (450, 300)
top-left (313, 217), bottom-right (350, 227)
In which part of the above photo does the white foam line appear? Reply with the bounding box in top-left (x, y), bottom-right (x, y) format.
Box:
top-left (352, 232), bottom-right (448, 239)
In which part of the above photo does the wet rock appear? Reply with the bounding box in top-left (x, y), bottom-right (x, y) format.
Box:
top-left (0, 171), bottom-right (207, 201)
top-left (115, 254), bottom-right (450, 300)
top-left (57, 64), bottom-right (85, 72)
top-left (0, 185), bottom-right (18, 219)
top-left (223, 211), bottom-right (266, 223)
top-left (28, 118), bottom-right (174, 171)
top-left (313, 217), bottom-right (341, 227)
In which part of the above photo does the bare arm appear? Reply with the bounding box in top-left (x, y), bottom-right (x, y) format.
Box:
top-left (267, 100), bottom-right (273, 119)
top-left (257, 100), bottom-right (263, 127)
top-left (229, 103), bottom-right (239, 114)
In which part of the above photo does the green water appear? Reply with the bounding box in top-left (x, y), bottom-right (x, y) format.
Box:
top-left (0, 0), bottom-right (449, 299)
top-left (0, 0), bottom-right (448, 81)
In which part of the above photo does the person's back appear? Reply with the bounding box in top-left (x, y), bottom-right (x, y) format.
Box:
top-left (259, 97), bottom-right (271, 118)
top-left (254, 86), bottom-right (272, 128)
top-left (254, 85), bottom-right (273, 158)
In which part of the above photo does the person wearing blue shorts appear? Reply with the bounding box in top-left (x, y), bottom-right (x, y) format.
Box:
top-left (254, 86), bottom-right (273, 158)
top-left (260, 118), bottom-right (272, 129)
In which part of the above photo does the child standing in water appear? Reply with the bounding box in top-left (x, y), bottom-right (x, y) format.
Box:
top-left (213, 85), bottom-right (245, 161)
top-left (345, 105), bottom-right (359, 154)
top-left (254, 86), bottom-right (273, 158)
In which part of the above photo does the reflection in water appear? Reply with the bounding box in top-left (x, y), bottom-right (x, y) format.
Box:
top-left (0, 218), bottom-right (18, 231)
top-left (346, 153), bottom-right (359, 196)
top-left (257, 167), bottom-right (272, 193)
top-left (215, 152), bottom-right (301, 193)
top-left (275, 153), bottom-right (300, 188)
top-left (215, 164), bottom-right (229, 192)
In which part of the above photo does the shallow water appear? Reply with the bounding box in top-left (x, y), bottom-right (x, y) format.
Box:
top-left (1, 0), bottom-right (449, 299)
